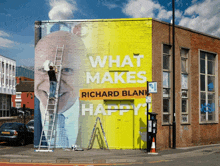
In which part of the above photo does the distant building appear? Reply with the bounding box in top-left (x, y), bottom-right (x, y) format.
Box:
top-left (0, 54), bottom-right (16, 117)
top-left (12, 66), bottom-right (35, 110)
top-left (16, 76), bottom-right (34, 85)
top-left (16, 66), bottom-right (34, 79)
top-left (12, 81), bottom-right (34, 109)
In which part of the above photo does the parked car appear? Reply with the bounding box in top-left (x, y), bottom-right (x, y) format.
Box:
top-left (10, 107), bottom-right (18, 116)
top-left (17, 108), bottom-right (30, 118)
top-left (26, 108), bottom-right (34, 116)
top-left (0, 122), bottom-right (34, 145)
top-left (26, 120), bottom-right (34, 132)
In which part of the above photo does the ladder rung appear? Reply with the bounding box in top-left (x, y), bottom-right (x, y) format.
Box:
top-left (40, 140), bottom-right (48, 142)
top-left (45, 115), bottom-right (55, 117)
top-left (42, 130), bottom-right (53, 132)
top-left (46, 113), bottom-right (55, 115)
top-left (37, 146), bottom-right (52, 148)
top-left (45, 115), bottom-right (54, 116)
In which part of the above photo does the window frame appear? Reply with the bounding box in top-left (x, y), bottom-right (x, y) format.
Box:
top-left (180, 48), bottom-right (190, 124)
top-left (199, 50), bottom-right (218, 124)
top-left (16, 92), bottom-right (21, 99)
top-left (0, 94), bottom-right (11, 117)
top-left (162, 44), bottom-right (172, 125)
top-left (16, 102), bottom-right (21, 108)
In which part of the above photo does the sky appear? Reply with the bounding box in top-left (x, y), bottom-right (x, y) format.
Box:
top-left (0, 0), bottom-right (219, 67)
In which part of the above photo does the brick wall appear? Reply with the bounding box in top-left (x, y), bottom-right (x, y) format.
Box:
top-left (152, 20), bottom-right (220, 150)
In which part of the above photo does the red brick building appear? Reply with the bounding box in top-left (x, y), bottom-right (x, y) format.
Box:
top-left (152, 19), bottom-right (220, 150)
top-left (12, 78), bottom-right (34, 109)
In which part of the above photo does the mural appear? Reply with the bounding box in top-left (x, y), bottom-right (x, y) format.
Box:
top-left (34, 18), bottom-right (152, 149)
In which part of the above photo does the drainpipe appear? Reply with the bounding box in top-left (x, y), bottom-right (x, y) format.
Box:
top-left (172, 0), bottom-right (176, 149)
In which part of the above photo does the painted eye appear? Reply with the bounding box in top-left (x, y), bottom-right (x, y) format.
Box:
top-left (61, 68), bottom-right (73, 75)
top-left (37, 67), bottom-right (47, 73)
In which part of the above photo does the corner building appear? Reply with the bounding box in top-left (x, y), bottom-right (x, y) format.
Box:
top-left (152, 19), bottom-right (220, 150)
top-left (0, 54), bottom-right (16, 124)
top-left (34, 18), bottom-right (220, 150)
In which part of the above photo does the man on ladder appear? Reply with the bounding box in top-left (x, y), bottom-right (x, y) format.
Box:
top-left (48, 64), bottom-right (57, 99)
top-left (35, 45), bottom-right (65, 152)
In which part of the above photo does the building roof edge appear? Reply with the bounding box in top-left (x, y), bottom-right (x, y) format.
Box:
top-left (152, 18), bottom-right (220, 40)
top-left (0, 54), bottom-right (16, 62)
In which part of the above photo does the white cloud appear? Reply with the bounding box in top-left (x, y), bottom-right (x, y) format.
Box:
top-left (19, 58), bottom-right (35, 67)
top-left (176, 0), bottom-right (183, 7)
top-left (0, 30), bottom-right (10, 37)
top-left (167, 2), bottom-right (172, 7)
top-left (122, 0), bottom-right (161, 18)
top-left (191, 0), bottom-right (197, 4)
top-left (122, 0), bottom-right (220, 37)
top-left (122, 0), bottom-right (182, 20)
top-left (179, 0), bottom-right (220, 37)
top-left (102, 2), bottom-right (120, 9)
top-left (0, 31), bottom-right (17, 48)
top-left (48, 0), bottom-right (77, 20)
top-left (157, 9), bottom-right (172, 20)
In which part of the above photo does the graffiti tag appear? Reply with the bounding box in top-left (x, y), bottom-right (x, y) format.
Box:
top-left (200, 103), bottom-right (215, 113)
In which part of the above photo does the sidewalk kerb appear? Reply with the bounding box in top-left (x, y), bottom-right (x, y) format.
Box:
top-left (106, 159), bottom-right (137, 163)
top-left (177, 144), bottom-right (220, 150)
top-left (93, 159), bottom-right (106, 163)
top-left (56, 158), bottom-right (70, 163)
top-left (0, 158), bottom-right (10, 162)
top-left (69, 159), bottom-right (93, 163)
top-left (10, 159), bottom-right (32, 163)
top-left (31, 159), bottom-right (56, 163)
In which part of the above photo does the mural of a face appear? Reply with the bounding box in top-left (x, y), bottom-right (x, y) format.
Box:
top-left (35, 31), bottom-right (86, 114)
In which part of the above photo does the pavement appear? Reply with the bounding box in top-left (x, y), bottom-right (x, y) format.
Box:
top-left (0, 143), bottom-right (219, 164)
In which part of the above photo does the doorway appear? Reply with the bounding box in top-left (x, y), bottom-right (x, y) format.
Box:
top-left (103, 100), bottom-right (134, 149)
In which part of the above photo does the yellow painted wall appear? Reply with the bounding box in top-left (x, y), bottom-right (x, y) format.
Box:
top-left (79, 18), bottom-right (152, 149)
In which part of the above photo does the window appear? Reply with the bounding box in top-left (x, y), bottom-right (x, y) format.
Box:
top-left (2, 62), bottom-right (4, 85)
top-left (200, 51), bottom-right (217, 123)
top-left (16, 92), bottom-right (21, 98)
top-left (6, 64), bottom-right (8, 74)
top-left (181, 48), bottom-right (189, 123)
top-left (163, 45), bottom-right (171, 124)
top-left (6, 77), bottom-right (8, 86)
top-left (1, 75), bottom-right (4, 85)
top-left (0, 94), bottom-right (11, 117)
top-left (2, 62), bottom-right (4, 73)
top-left (12, 66), bottom-right (15, 76)
top-left (16, 102), bottom-right (21, 108)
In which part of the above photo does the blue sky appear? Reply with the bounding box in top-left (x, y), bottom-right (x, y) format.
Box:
top-left (0, 0), bottom-right (219, 66)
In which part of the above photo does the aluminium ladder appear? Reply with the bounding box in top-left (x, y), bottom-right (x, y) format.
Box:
top-left (87, 117), bottom-right (109, 150)
top-left (35, 45), bottom-right (64, 152)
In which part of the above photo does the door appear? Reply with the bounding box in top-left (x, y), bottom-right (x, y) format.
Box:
top-left (104, 100), bottom-right (134, 149)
